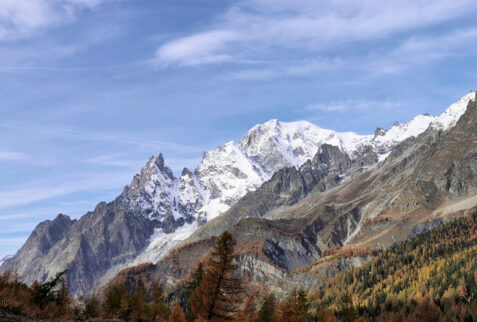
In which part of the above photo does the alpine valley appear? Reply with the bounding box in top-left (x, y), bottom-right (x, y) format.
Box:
top-left (2, 90), bottom-right (477, 309)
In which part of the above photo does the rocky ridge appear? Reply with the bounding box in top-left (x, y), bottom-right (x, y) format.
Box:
top-left (111, 92), bottom-right (477, 298)
top-left (1, 92), bottom-right (475, 297)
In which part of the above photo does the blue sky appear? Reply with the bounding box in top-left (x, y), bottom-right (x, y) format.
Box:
top-left (1, 0), bottom-right (477, 259)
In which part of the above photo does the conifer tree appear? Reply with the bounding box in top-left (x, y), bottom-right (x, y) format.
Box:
top-left (31, 270), bottom-right (68, 309)
top-left (102, 283), bottom-right (130, 319)
top-left (190, 231), bottom-right (243, 321)
top-left (130, 286), bottom-right (147, 320)
top-left (258, 293), bottom-right (277, 322)
top-left (169, 302), bottom-right (187, 322)
top-left (414, 294), bottom-right (442, 322)
top-left (338, 293), bottom-right (357, 322)
top-left (234, 292), bottom-right (258, 321)
top-left (84, 296), bottom-right (100, 318)
top-left (151, 282), bottom-right (170, 321)
top-left (185, 263), bottom-right (204, 322)
top-left (278, 288), bottom-right (310, 322)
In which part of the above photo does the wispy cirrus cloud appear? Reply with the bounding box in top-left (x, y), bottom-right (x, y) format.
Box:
top-left (155, 0), bottom-right (477, 67)
top-left (305, 99), bottom-right (401, 112)
top-left (0, 237), bottom-right (29, 247)
top-left (0, 151), bottom-right (28, 161)
top-left (367, 28), bottom-right (477, 75)
top-left (156, 31), bottom-right (239, 67)
top-left (229, 57), bottom-right (343, 80)
top-left (0, 171), bottom-right (132, 210)
top-left (1, 121), bottom-right (204, 153)
top-left (84, 154), bottom-right (146, 168)
top-left (0, 0), bottom-right (110, 41)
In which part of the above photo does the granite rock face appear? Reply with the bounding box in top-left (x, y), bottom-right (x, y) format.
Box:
top-left (1, 214), bottom-right (74, 276)
top-left (2, 198), bottom-right (155, 297)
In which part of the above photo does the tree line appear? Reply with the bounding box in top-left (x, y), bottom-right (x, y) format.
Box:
top-left (1, 212), bottom-right (476, 321)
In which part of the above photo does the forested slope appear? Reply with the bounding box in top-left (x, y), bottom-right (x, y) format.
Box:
top-left (308, 212), bottom-right (477, 321)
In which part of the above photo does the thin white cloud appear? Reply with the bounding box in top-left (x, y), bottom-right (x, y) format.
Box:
top-left (229, 57), bottom-right (343, 80)
top-left (84, 154), bottom-right (146, 168)
top-left (85, 154), bottom-right (203, 173)
top-left (0, 171), bottom-right (132, 210)
top-left (0, 151), bottom-right (27, 161)
top-left (305, 99), bottom-right (401, 112)
top-left (367, 28), bottom-right (477, 75)
top-left (0, 238), bottom-right (28, 247)
top-left (155, 0), bottom-right (477, 67)
top-left (0, 0), bottom-right (110, 41)
top-left (156, 31), bottom-right (239, 67)
top-left (0, 200), bottom-right (107, 222)
top-left (0, 151), bottom-right (55, 166)
top-left (0, 222), bottom-right (38, 234)
top-left (1, 121), bottom-right (204, 153)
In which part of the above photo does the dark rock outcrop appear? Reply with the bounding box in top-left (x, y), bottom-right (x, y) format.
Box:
top-left (1, 198), bottom-right (154, 297)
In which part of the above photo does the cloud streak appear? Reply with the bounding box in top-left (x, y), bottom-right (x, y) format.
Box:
top-left (367, 28), bottom-right (477, 75)
top-left (155, 0), bottom-right (477, 67)
top-left (229, 57), bottom-right (344, 80)
top-left (1, 121), bottom-right (204, 153)
top-left (156, 31), bottom-right (239, 67)
top-left (0, 170), bottom-right (132, 210)
top-left (84, 154), bottom-right (146, 168)
top-left (0, 151), bottom-right (28, 161)
top-left (0, 0), bottom-right (110, 41)
top-left (305, 99), bottom-right (401, 112)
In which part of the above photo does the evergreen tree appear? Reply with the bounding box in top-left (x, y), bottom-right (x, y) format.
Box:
top-left (84, 296), bottom-right (100, 318)
top-left (185, 263), bottom-right (204, 322)
top-left (151, 282), bottom-right (170, 321)
top-left (190, 231), bottom-right (243, 321)
top-left (278, 289), bottom-right (310, 322)
top-left (31, 270), bottom-right (68, 309)
top-left (102, 283), bottom-right (130, 319)
top-left (130, 286), bottom-right (148, 321)
top-left (338, 293), bottom-right (358, 322)
top-left (414, 294), bottom-right (442, 322)
top-left (258, 293), bottom-right (277, 322)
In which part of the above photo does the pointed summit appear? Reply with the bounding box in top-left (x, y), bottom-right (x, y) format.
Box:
top-left (181, 167), bottom-right (193, 177)
top-left (374, 128), bottom-right (387, 138)
top-left (146, 153), bottom-right (164, 170)
top-left (143, 153), bottom-right (174, 180)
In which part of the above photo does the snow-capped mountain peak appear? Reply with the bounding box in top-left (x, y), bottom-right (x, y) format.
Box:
top-left (121, 92), bottom-right (476, 265)
top-left (6, 92), bottom-right (476, 296)
top-left (432, 91), bottom-right (476, 130)
top-left (126, 91), bottom-right (477, 236)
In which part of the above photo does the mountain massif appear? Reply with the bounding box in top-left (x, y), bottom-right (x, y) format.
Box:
top-left (2, 92), bottom-right (477, 301)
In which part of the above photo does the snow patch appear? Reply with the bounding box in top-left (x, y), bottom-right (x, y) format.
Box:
top-left (130, 222), bottom-right (198, 266)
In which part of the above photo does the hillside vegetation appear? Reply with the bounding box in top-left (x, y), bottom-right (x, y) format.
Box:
top-left (308, 212), bottom-right (477, 321)
top-left (1, 213), bottom-right (476, 321)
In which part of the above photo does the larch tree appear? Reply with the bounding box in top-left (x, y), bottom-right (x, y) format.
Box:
top-left (277, 288), bottom-right (310, 322)
top-left (169, 302), bottom-right (186, 322)
top-left (151, 282), bottom-right (170, 321)
top-left (185, 263), bottom-right (204, 322)
top-left (190, 231), bottom-right (243, 321)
